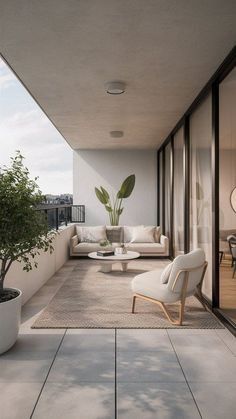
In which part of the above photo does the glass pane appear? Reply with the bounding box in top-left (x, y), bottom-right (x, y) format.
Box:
top-left (190, 94), bottom-right (212, 300)
top-left (173, 127), bottom-right (184, 256)
top-left (219, 67), bottom-right (236, 323)
top-left (159, 151), bottom-right (163, 232)
top-left (164, 142), bottom-right (171, 238)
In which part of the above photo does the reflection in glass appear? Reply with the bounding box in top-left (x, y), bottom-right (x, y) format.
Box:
top-left (159, 151), bottom-right (163, 233)
top-left (173, 127), bottom-right (184, 256)
top-left (190, 94), bottom-right (212, 300)
top-left (164, 143), bottom-right (171, 238)
top-left (219, 67), bottom-right (236, 324)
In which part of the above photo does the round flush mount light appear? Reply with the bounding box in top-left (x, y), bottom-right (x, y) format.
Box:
top-left (110, 130), bottom-right (124, 138)
top-left (105, 81), bottom-right (125, 95)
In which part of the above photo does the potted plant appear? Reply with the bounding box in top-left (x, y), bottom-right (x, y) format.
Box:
top-left (95, 174), bottom-right (135, 225)
top-left (0, 152), bottom-right (55, 354)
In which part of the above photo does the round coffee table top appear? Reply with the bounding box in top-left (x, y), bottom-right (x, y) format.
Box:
top-left (88, 251), bottom-right (140, 261)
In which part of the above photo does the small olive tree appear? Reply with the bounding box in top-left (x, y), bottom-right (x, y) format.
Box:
top-left (0, 152), bottom-right (55, 297)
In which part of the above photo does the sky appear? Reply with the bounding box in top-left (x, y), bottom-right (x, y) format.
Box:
top-left (0, 57), bottom-right (73, 195)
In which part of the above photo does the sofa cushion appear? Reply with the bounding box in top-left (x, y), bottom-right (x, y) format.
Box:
top-left (76, 225), bottom-right (107, 243)
top-left (125, 243), bottom-right (166, 254)
top-left (123, 226), bottom-right (142, 243)
top-left (73, 242), bottom-right (103, 253)
top-left (124, 225), bottom-right (161, 243)
top-left (106, 226), bottom-right (123, 244)
top-left (130, 226), bottom-right (155, 243)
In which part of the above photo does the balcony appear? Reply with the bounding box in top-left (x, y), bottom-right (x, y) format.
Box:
top-left (1, 2), bottom-right (236, 418)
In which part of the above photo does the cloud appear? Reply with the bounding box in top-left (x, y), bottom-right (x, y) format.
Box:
top-left (0, 57), bottom-right (73, 194)
top-left (0, 72), bottom-right (15, 89)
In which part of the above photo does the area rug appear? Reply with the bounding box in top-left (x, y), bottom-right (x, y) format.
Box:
top-left (32, 259), bottom-right (223, 329)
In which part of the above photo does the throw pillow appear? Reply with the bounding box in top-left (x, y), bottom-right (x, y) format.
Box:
top-left (160, 262), bottom-right (173, 284)
top-left (76, 225), bottom-right (107, 243)
top-left (131, 226), bottom-right (155, 243)
top-left (123, 226), bottom-right (143, 243)
top-left (144, 226), bottom-right (161, 242)
top-left (154, 226), bottom-right (161, 243)
top-left (106, 226), bottom-right (123, 243)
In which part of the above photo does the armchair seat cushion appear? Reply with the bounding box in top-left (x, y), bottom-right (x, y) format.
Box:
top-left (132, 270), bottom-right (178, 304)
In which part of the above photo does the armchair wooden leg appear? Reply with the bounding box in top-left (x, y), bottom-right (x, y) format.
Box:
top-left (178, 297), bottom-right (186, 326)
top-left (131, 295), bottom-right (136, 313)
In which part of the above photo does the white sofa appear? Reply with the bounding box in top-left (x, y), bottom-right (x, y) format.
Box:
top-left (70, 225), bottom-right (169, 257)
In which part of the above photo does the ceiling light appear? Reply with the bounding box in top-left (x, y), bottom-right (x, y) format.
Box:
top-left (105, 81), bottom-right (125, 95)
top-left (110, 130), bottom-right (124, 138)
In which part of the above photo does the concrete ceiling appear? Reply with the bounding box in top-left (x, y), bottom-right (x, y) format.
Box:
top-left (0, 0), bottom-right (236, 150)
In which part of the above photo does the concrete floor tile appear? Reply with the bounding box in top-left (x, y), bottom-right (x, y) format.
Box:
top-left (0, 382), bottom-right (42, 419)
top-left (177, 350), bottom-right (236, 382)
top-left (167, 329), bottom-right (218, 336)
top-left (117, 351), bottom-right (185, 383)
top-left (32, 382), bottom-right (114, 419)
top-left (117, 329), bottom-right (172, 352)
top-left (117, 382), bottom-right (200, 419)
top-left (48, 351), bottom-right (115, 383)
top-left (190, 382), bottom-right (236, 419)
top-left (169, 332), bottom-right (232, 355)
top-left (59, 331), bottom-right (115, 353)
top-left (0, 352), bottom-right (53, 382)
top-left (215, 329), bottom-right (236, 355)
top-left (10, 332), bottom-right (63, 353)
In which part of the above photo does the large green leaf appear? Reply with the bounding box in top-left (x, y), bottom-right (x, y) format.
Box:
top-left (100, 186), bottom-right (110, 203)
top-left (118, 174), bottom-right (135, 199)
top-left (95, 187), bottom-right (108, 204)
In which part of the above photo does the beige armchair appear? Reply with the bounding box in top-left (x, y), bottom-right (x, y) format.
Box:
top-left (131, 249), bottom-right (208, 326)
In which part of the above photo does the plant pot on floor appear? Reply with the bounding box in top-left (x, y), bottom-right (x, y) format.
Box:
top-left (0, 288), bottom-right (22, 354)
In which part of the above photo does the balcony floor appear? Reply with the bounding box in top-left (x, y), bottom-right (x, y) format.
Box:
top-left (1, 261), bottom-right (236, 419)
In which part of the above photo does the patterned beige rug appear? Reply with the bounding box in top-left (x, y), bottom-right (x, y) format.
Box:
top-left (32, 259), bottom-right (223, 329)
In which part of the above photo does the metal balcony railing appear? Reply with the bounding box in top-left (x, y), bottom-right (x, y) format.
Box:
top-left (36, 204), bottom-right (85, 230)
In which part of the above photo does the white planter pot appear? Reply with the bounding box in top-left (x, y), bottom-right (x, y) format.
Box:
top-left (0, 288), bottom-right (22, 355)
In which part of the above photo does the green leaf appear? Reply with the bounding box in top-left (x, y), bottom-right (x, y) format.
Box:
top-left (117, 208), bottom-right (123, 215)
top-left (100, 186), bottom-right (110, 203)
top-left (118, 174), bottom-right (135, 199)
top-left (95, 187), bottom-right (108, 204)
top-left (0, 151), bottom-right (56, 289)
top-left (105, 205), bottom-right (113, 212)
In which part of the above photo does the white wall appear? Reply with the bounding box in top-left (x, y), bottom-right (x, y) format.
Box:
top-left (5, 224), bottom-right (75, 305)
top-left (73, 150), bottom-right (157, 226)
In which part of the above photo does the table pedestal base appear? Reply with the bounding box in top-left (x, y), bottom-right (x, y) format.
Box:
top-left (99, 261), bottom-right (129, 273)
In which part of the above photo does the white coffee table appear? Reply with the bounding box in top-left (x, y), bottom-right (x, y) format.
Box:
top-left (88, 251), bottom-right (140, 273)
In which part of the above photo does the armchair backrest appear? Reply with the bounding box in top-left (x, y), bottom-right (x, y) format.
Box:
top-left (167, 249), bottom-right (206, 295)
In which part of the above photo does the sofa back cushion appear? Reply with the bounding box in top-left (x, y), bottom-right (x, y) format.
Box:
top-left (130, 226), bottom-right (155, 243)
top-left (106, 226), bottom-right (123, 243)
top-left (124, 225), bottom-right (161, 243)
top-left (76, 225), bottom-right (107, 243)
top-left (124, 226), bottom-right (141, 243)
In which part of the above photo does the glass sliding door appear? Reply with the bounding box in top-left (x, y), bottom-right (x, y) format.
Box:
top-left (219, 67), bottom-right (236, 324)
top-left (190, 94), bottom-right (212, 300)
top-left (164, 142), bottom-right (171, 239)
top-left (158, 150), bottom-right (164, 233)
top-left (173, 127), bottom-right (184, 256)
